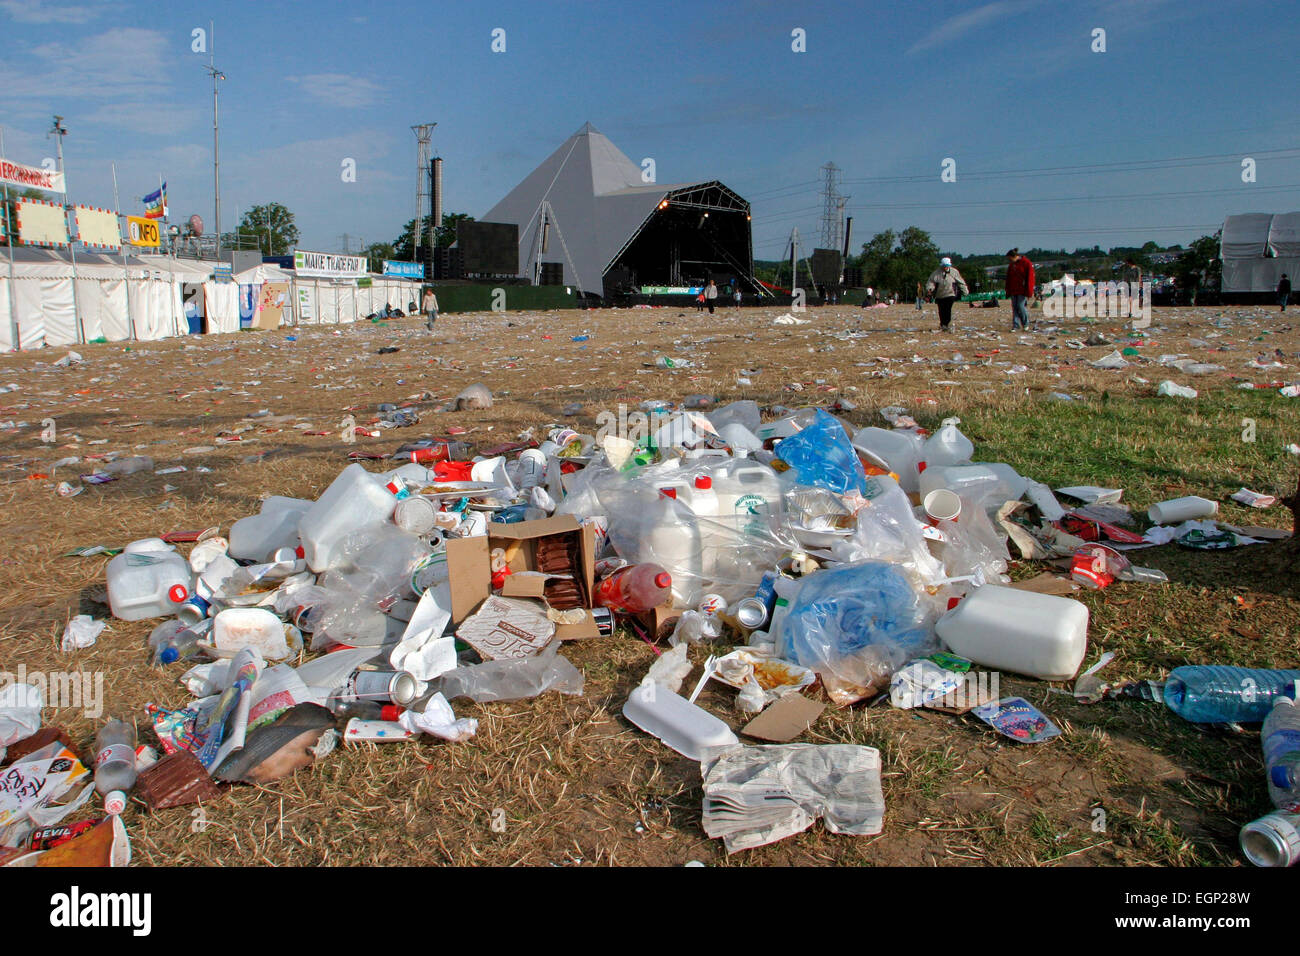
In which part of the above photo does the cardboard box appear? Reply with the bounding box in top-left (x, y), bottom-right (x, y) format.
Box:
top-left (445, 515), bottom-right (599, 640)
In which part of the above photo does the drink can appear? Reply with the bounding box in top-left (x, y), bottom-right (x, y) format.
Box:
top-left (734, 572), bottom-right (778, 629)
top-left (1241, 812), bottom-right (1300, 867)
top-left (345, 669), bottom-right (419, 706)
top-left (591, 606), bottom-right (614, 636)
top-left (177, 594), bottom-right (211, 626)
top-left (395, 496), bottom-right (439, 535)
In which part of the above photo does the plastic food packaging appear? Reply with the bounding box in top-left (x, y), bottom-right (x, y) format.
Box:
top-left (431, 643), bottom-right (584, 703)
top-left (622, 681), bottom-right (740, 759)
top-left (782, 562), bottom-right (939, 706)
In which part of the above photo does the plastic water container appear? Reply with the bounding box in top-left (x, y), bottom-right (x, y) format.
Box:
top-left (1262, 688), bottom-right (1300, 811)
top-left (1164, 666), bottom-right (1300, 724)
top-left (106, 539), bottom-right (192, 621)
top-left (711, 459), bottom-right (786, 522)
top-left (935, 584), bottom-right (1089, 681)
top-left (298, 464), bottom-right (401, 572)
top-left (852, 427), bottom-right (923, 493)
top-left (922, 419), bottom-right (974, 468)
top-left (918, 463), bottom-right (1003, 501)
top-left (229, 496), bottom-right (311, 562)
top-left (642, 491), bottom-right (704, 606)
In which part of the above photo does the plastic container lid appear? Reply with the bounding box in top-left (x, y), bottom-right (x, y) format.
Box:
top-left (159, 647), bottom-right (179, 664)
top-left (104, 790), bottom-right (127, 815)
top-left (654, 572), bottom-right (672, 589)
top-left (167, 584), bottom-right (188, 604)
top-left (694, 476), bottom-right (713, 489)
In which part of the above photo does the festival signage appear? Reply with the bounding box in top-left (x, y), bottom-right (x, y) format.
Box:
top-left (0, 158), bottom-right (65, 193)
top-left (292, 249), bottom-right (366, 279)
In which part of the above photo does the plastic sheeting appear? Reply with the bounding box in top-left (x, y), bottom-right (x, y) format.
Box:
top-left (203, 282), bottom-right (240, 334)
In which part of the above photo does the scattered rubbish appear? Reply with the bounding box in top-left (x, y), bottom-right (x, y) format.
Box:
top-left (1156, 380), bottom-right (1197, 398)
top-left (60, 616), bottom-right (106, 652)
top-left (972, 697), bottom-right (1062, 744)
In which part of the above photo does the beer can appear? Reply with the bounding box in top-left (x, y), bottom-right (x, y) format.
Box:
top-left (698, 594), bottom-right (727, 618)
top-left (177, 594), bottom-right (211, 626)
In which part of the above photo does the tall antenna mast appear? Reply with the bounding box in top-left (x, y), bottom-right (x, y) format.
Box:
top-left (204, 21), bottom-right (226, 259)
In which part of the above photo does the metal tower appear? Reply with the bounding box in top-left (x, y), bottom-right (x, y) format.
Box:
top-left (411, 123), bottom-right (436, 262)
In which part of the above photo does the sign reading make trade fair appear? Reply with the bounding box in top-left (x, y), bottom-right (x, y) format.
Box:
top-left (293, 249), bottom-right (367, 279)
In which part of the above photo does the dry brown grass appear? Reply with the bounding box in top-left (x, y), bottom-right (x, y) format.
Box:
top-left (0, 300), bottom-right (1296, 866)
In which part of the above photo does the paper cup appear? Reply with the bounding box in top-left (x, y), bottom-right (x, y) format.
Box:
top-left (923, 489), bottom-right (962, 524)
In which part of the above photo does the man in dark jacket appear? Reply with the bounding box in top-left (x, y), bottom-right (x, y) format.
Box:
top-left (1005, 248), bottom-right (1035, 331)
top-left (1280, 274), bottom-right (1292, 312)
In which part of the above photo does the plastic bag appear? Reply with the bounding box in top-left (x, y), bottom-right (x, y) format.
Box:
top-left (430, 643), bottom-right (584, 703)
top-left (773, 409), bottom-right (867, 495)
top-left (822, 476), bottom-right (946, 585)
top-left (782, 562), bottom-right (939, 706)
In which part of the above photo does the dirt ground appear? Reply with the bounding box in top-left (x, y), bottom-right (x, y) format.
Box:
top-left (1, 298), bottom-right (1297, 866)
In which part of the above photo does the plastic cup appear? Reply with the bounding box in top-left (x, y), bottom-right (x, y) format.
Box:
top-left (395, 496), bottom-right (439, 535)
top-left (923, 489), bottom-right (962, 524)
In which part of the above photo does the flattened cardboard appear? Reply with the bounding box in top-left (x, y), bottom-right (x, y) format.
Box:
top-left (445, 515), bottom-right (599, 640)
top-left (457, 595), bottom-right (556, 659)
top-left (741, 694), bottom-right (826, 743)
top-left (1010, 572), bottom-right (1079, 596)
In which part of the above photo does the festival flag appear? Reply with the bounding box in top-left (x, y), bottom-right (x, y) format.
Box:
top-left (143, 183), bottom-right (167, 220)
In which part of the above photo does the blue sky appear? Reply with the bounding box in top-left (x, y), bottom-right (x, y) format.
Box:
top-left (1, 0), bottom-right (1297, 258)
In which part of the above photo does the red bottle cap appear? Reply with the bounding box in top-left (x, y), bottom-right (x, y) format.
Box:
top-left (946, 596), bottom-right (961, 610)
top-left (659, 487), bottom-right (677, 499)
top-left (694, 476), bottom-right (712, 489)
top-left (167, 584), bottom-right (188, 604)
top-left (380, 705), bottom-right (405, 721)
top-left (654, 572), bottom-right (672, 589)
top-left (295, 545), bottom-right (305, 559)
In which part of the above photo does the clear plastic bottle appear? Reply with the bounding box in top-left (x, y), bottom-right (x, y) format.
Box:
top-left (595, 563), bottom-right (673, 613)
top-left (148, 620), bottom-right (203, 665)
top-left (94, 719), bottom-right (137, 813)
top-left (922, 418), bottom-right (974, 468)
top-left (1262, 686), bottom-right (1300, 811)
top-left (101, 456), bottom-right (154, 477)
top-left (1163, 666), bottom-right (1300, 724)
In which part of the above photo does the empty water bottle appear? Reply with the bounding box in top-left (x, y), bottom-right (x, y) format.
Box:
top-left (94, 719), bottom-right (137, 813)
top-left (1163, 666), bottom-right (1300, 724)
top-left (1262, 684), bottom-right (1300, 812)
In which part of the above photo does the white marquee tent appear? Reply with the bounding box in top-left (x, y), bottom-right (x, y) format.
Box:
top-left (0, 249), bottom-right (426, 352)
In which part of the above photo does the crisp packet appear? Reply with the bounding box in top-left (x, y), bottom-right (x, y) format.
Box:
top-left (972, 697), bottom-right (1061, 743)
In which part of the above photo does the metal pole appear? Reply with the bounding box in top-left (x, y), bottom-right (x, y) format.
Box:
top-left (112, 162), bottom-right (135, 341)
top-left (208, 21), bottom-right (224, 261)
top-left (51, 116), bottom-right (84, 344)
top-left (0, 128), bottom-right (20, 351)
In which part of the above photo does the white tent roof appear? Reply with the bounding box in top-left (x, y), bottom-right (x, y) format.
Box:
top-left (1221, 213), bottom-right (1276, 259)
top-left (480, 123), bottom-right (699, 292)
top-left (1267, 213), bottom-right (1300, 259)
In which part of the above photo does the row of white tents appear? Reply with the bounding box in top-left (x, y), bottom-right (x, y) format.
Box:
top-left (0, 248), bottom-right (424, 352)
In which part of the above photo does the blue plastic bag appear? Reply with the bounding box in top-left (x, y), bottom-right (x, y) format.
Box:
top-left (775, 409), bottom-right (867, 495)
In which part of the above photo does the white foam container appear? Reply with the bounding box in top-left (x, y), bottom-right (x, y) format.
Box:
top-left (935, 584), bottom-right (1089, 681)
top-left (622, 682), bottom-right (739, 759)
top-left (1147, 495), bottom-right (1218, 525)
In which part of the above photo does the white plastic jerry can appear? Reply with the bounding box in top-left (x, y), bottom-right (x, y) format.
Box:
top-left (935, 584), bottom-right (1088, 681)
top-left (106, 539), bottom-right (192, 621)
top-left (297, 464), bottom-right (401, 572)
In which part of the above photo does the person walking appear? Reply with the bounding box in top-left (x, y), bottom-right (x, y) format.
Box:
top-left (1280, 274), bottom-right (1292, 312)
top-left (1005, 248), bottom-right (1035, 331)
top-left (924, 257), bottom-right (968, 333)
top-left (705, 279), bottom-right (718, 314)
top-left (733, 284), bottom-right (742, 309)
top-left (423, 288), bottom-right (439, 331)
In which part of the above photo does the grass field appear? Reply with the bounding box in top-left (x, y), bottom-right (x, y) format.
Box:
top-left (0, 299), bottom-right (1296, 866)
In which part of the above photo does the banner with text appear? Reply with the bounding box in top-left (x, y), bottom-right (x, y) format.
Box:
top-left (123, 215), bottom-right (161, 247)
top-left (0, 158), bottom-right (65, 194)
top-left (382, 259), bottom-right (424, 279)
top-left (293, 249), bottom-right (366, 279)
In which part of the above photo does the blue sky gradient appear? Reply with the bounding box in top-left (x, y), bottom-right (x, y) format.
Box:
top-left (1, 0), bottom-right (1297, 257)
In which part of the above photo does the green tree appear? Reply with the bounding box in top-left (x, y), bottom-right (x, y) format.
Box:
top-left (1171, 231), bottom-right (1221, 290)
top-left (855, 228), bottom-right (895, 285)
top-left (856, 225), bottom-right (940, 297)
top-left (393, 212), bottom-right (475, 261)
top-left (364, 241), bottom-right (397, 273)
top-left (235, 203), bottom-right (299, 256)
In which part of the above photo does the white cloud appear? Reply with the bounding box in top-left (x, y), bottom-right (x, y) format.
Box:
top-left (907, 1), bottom-right (1040, 55)
top-left (0, 0), bottom-right (102, 24)
top-left (286, 74), bottom-right (383, 110)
